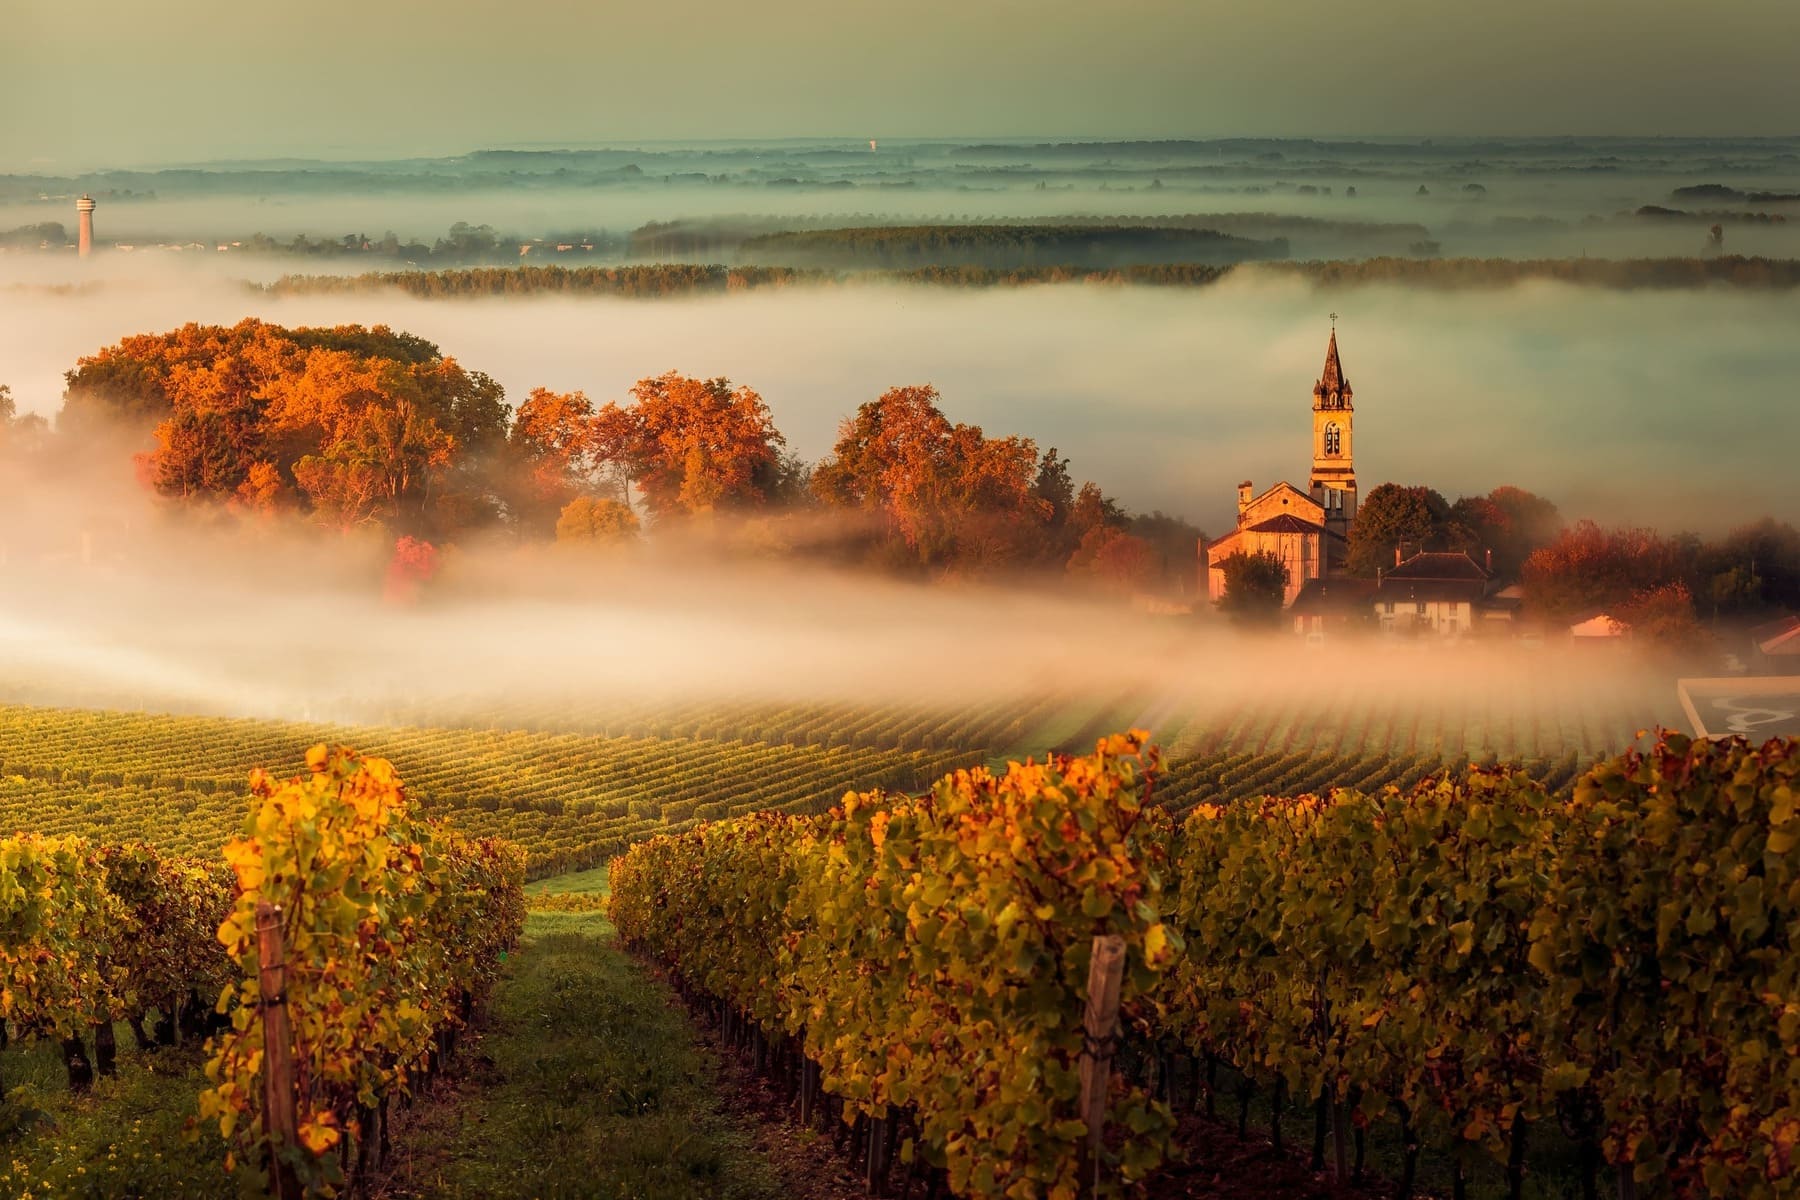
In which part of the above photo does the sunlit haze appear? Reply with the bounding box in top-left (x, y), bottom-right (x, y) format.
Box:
top-left (2, 6), bottom-right (1799, 1197)
top-left (8, 0), bottom-right (1800, 166)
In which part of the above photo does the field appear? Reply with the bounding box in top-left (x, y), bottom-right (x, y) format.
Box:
top-left (0, 655), bottom-right (1733, 1200)
top-left (0, 704), bottom-right (983, 878)
top-left (0, 653), bottom-right (1675, 880)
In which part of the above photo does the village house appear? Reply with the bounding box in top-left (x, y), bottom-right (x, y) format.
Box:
top-left (1290, 550), bottom-right (1511, 638)
top-left (1751, 614), bottom-right (1800, 673)
top-left (1370, 550), bottom-right (1496, 635)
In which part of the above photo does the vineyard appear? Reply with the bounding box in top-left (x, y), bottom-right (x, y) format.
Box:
top-left (0, 664), bottom-right (1764, 1200)
top-left (0, 745), bottom-right (526, 1196)
top-left (0, 652), bottom-right (1671, 884)
top-left (612, 730), bottom-right (1800, 1200)
top-left (0, 704), bottom-right (983, 878)
top-left (366, 691), bottom-right (1070, 753)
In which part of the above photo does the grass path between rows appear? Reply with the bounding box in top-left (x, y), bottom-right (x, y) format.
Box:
top-left (0, 866), bottom-right (785, 1200)
top-left (383, 877), bottom-right (786, 1200)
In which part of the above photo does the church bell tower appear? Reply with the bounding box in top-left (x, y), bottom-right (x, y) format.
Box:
top-left (1308, 325), bottom-right (1357, 540)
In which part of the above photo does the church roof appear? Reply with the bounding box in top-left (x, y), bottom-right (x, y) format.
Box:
top-left (1314, 329), bottom-right (1353, 409)
top-left (1246, 513), bottom-right (1331, 536)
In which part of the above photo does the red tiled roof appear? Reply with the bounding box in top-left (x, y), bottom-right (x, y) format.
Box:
top-left (1246, 514), bottom-right (1328, 536)
top-left (1376, 578), bottom-right (1489, 604)
top-left (1289, 577), bottom-right (1379, 615)
top-left (1754, 615), bottom-right (1800, 655)
top-left (1385, 551), bottom-right (1490, 582)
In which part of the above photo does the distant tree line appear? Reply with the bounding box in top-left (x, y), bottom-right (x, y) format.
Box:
top-left (1634, 206), bottom-right (1788, 225)
top-left (626, 212), bottom-right (1428, 260)
top-left (0, 222), bottom-right (68, 248)
top-left (260, 255), bottom-right (1800, 302)
top-left (735, 224), bottom-right (1287, 269)
top-left (1671, 184), bottom-right (1800, 204)
top-left (259, 263), bottom-right (1240, 299)
top-left (238, 222), bottom-right (625, 263)
top-left (1262, 255), bottom-right (1800, 290)
top-left (0, 220), bottom-right (627, 264)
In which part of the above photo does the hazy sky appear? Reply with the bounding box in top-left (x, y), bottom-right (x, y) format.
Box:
top-left (5, 0), bottom-right (1800, 168)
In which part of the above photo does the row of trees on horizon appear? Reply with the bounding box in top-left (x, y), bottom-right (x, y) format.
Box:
top-left (254, 255), bottom-right (1800, 303)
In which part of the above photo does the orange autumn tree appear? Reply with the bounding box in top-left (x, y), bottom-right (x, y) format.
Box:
top-left (589, 371), bottom-right (788, 521)
top-left (1068, 524), bottom-right (1158, 594)
top-left (60, 319), bottom-right (509, 536)
top-left (812, 384), bottom-right (1106, 572)
top-left (1520, 520), bottom-right (1695, 622)
top-left (505, 386), bottom-right (612, 535)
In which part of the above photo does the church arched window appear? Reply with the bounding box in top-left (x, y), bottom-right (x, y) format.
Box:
top-left (1324, 422), bottom-right (1341, 456)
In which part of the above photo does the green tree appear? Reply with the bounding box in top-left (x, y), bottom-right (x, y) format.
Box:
top-left (0, 384), bottom-right (49, 457)
top-left (1031, 448), bottom-right (1074, 527)
top-left (1448, 485), bottom-right (1564, 577)
top-left (1126, 510), bottom-right (1206, 592)
top-left (1216, 550), bottom-right (1289, 627)
top-left (1700, 518), bottom-right (1800, 615)
top-left (1347, 483), bottom-right (1451, 576)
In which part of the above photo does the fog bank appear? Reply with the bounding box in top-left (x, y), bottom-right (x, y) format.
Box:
top-left (0, 264), bottom-right (1792, 536)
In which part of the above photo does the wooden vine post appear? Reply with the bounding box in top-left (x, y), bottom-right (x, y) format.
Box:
top-left (1331, 1091), bottom-right (1350, 1183)
top-left (1078, 934), bottom-right (1127, 1197)
top-left (256, 901), bottom-right (300, 1199)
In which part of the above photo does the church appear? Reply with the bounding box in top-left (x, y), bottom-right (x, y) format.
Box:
top-left (1203, 328), bottom-right (1358, 606)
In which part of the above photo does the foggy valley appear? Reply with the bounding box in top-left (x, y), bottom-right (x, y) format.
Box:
top-left (0, 260), bottom-right (1791, 536)
top-left (3, 11), bottom-right (1800, 1193)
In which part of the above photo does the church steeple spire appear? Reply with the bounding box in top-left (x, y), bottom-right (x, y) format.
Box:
top-left (1315, 327), bottom-right (1352, 411)
top-left (1309, 321), bottom-right (1357, 547)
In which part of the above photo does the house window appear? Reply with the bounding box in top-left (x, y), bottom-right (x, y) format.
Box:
top-left (1324, 423), bottom-right (1341, 456)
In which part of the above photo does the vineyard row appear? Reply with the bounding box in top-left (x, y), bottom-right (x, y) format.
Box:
top-left (0, 746), bottom-right (526, 1196)
top-left (611, 730), bottom-right (1800, 1200)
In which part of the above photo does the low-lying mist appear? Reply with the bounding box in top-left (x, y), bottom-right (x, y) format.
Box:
top-left (0, 505), bottom-right (1676, 760)
top-left (8, 133), bottom-right (1800, 262)
top-left (8, 181), bottom-right (1800, 265)
top-left (0, 261), bottom-right (1792, 536)
top-left (0, 242), bottom-right (1784, 760)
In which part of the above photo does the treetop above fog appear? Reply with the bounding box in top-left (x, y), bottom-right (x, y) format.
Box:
top-left (28, 320), bottom-right (1197, 590)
